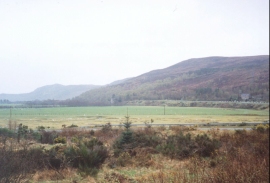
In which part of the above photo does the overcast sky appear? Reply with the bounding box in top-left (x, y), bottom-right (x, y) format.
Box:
top-left (0, 0), bottom-right (269, 94)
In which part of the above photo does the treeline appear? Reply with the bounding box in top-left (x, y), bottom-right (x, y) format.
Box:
top-left (21, 82), bottom-right (268, 107)
top-left (64, 81), bottom-right (269, 106)
top-left (0, 99), bottom-right (11, 104)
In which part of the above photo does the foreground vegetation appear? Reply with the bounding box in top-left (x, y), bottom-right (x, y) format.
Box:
top-left (0, 121), bottom-right (269, 182)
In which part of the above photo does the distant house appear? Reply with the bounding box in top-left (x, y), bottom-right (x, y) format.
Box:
top-left (240, 93), bottom-right (250, 101)
top-left (110, 98), bottom-right (114, 105)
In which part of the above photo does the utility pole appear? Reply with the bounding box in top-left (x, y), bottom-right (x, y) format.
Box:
top-left (8, 108), bottom-right (12, 130)
top-left (164, 105), bottom-right (165, 115)
top-left (126, 107), bottom-right (129, 117)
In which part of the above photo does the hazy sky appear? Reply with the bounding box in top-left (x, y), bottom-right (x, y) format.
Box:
top-left (0, 0), bottom-right (269, 94)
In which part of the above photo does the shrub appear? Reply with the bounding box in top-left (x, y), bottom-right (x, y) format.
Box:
top-left (47, 144), bottom-right (66, 169)
top-left (0, 128), bottom-right (15, 138)
top-left (235, 129), bottom-right (247, 135)
top-left (68, 124), bottom-right (78, 128)
top-left (17, 123), bottom-right (29, 142)
top-left (41, 131), bottom-right (58, 144)
top-left (195, 133), bottom-right (220, 157)
top-left (71, 136), bottom-right (79, 143)
top-left (201, 130), bottom-right (269, 182)
top-left (239, 122), bottom-right (247, 126)
top-left (255, 124), bottom-right (269, 133)
top-left (31, 131), bottom-right (42, 142)
top-left (132, 130), bottom-right (162, 148)
top-left (101, 122), bottom-right (112, 133)
top-left (156, 132), bottom-right (195, 159)
top-left (61, 128), bottom-right (81, 137)
top-left (37, 126), bottom-right (46, 131)
top-left (54, 136), bottom-right (67, 144)
top-left (90, 129), bottom-right (95, 136)
top-left (115, 152), bottom-right (132, 167)
top-left (156, 132), bottom-right (220, 159)
top-left (64, 137), bottom-right (108, 176)
top-left (83, 137), bottom-right (103, 149)
top-left (0, 141), bottom-right (48, 182)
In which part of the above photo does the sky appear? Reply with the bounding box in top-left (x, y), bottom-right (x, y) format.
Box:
top-left (0, 0), bottom-right (269, 94)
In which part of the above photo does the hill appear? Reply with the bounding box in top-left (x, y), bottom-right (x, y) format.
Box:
top-left (0, 84), bottom-right (100, 102)
top-left (69, 55), bottom-right (269, 106)
top-left (107, 77), bottom-right (132, 86)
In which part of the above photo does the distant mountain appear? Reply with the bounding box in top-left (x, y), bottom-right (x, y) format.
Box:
top-left (0, 84), bottom-right (100, 102)
top-left (70, 55), bottom-right (269, 106)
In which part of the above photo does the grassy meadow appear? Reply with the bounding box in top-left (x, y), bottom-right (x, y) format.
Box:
top-left (0, 106), bottom-right (268, 129)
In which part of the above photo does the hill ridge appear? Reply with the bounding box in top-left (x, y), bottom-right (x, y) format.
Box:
top-left (70, 55), bottom-right (269, 106)
top-left (0, 84), bottom-right (100, 102)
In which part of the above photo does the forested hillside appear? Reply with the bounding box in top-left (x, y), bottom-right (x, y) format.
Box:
top-left (65, 55), bottom-right (269, 106)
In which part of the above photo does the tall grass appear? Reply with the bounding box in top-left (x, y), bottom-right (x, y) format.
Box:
top-left (0, 125), bottom-right (268, 182)
top-left (135, 129), bottom-right (269, 183)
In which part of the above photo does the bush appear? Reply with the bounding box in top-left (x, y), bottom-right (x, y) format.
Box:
top-left (68, 124), bottom-right (78, 128)
top-left (195, 133), bottom-right (221, 157)
top-left (41, 130), bottom-right (58, 144)
top-left (132, 130), bottom-right (162, 148)
top-left (115, 152), bottom-right (132, 167)
top-left (37, 126), bottom-right (46, 131)
top-left (47, 144), bottom-right (66, 169)
top-left (0, 128), bottom-right (15, 138)
top-left (90, 129), bottom-right (95, 136)
top-left (156, 132), bottom-right (195, 159)
top-left (239, 122), bottom-right (247, 126)
top-left (101, 122), bottom-right (112, 133)
top-left (54, 136), bottom-right (67, 144)
top-left (0, 141), bottom-right (48, 182)
top-left (255, 124), bottom-right (269, 133)
top-left (64, 138), bottom-right (108, 176)
top-left (31, 131), bottom-right (42, 142)
top-left (156, 132), bottom-right (220, 159)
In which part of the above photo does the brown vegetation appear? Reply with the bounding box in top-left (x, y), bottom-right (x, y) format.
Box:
top-left (0, 123), bottom-right (269, 182)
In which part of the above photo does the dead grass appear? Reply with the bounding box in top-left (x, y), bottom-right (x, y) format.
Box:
top-left (32, 168), bottom-right (97, 183)
top-left (1, 123), bottom-right (268, 183)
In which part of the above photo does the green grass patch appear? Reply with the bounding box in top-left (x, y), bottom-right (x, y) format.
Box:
top-left (0, 106), bottom-right (268, 129)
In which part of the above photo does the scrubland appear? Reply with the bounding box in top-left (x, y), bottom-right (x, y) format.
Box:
top-left (0, 121), bottom-right (269, 183)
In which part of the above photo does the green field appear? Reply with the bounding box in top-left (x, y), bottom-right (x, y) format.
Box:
top-left (0, 106), bottom-right (268, 129)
